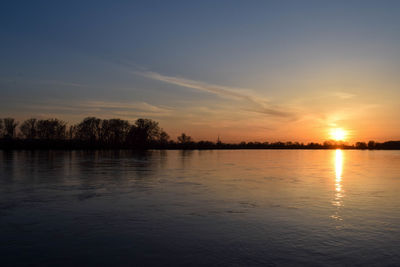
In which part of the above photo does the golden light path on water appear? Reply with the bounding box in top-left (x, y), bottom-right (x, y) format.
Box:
top-left (335, 149), bottom-right (343, 194)
top-left (332, 149), bottom-right (344, 221)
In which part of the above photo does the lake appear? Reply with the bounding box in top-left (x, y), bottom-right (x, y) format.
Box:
top-left (1, 150), bottom-right (399, 266)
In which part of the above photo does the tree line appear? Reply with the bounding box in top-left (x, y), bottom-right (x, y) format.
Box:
top-left (0, 117), bottom-right (399, 150)
top-left (0, 117), bottom-right (170, 149)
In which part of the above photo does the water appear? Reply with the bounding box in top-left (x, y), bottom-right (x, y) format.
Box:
top-left (1, 150), bottom-right (399, 266)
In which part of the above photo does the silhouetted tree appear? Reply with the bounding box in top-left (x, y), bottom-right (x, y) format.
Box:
top-left (101, 119), bottom-right (130, 145)
top-left (3, 115), bottom-right (400, 151)
top-left (3, 118), bottom-right (18, 138)
top-left (36, 119), bottom-right (66, 140)
top-left (177, 133), bottom-right (192, 144)
top-left (75, 117), bottom-right (102, 142)
top-left (20, 118), bottom-right (37, 139)
top-left (158, 130), bottom-right (170, 145)
top-left (0, 119), bottom-right (3, 137)
top-left (377, 141), bottom-right (400, 149)
top-left (67, 125), bottom-right (76, 140)
top-left (126, 118), bottom-right (163, 147)
top-left (356, 142), bottom-right (367, 149)
top-left (368, 140), bottom-right (375, 149)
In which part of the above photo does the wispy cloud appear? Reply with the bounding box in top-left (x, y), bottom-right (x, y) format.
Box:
top-left (135, 71), bottom-right (294, 118)
top-left (20, 100), bottom-right (174, 121)
top-left (332, 91), bottom-right (356, 99)
top-left (300, 103), bottom-right (380, 130)
top-left (0, 77), bottom-right (89, 88)
top-left (136, 71), bottom-right (255, 100)
top-left (84, 101), bottom-right (171, 114)
top-left (39, 80), bottom-right (88, 88)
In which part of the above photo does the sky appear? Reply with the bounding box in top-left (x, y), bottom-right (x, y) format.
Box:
top-left (1, 1), bottom-right (400, 142)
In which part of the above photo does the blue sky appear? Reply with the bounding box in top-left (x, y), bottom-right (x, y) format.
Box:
top-left (1, 1), bottom-right (400, 141)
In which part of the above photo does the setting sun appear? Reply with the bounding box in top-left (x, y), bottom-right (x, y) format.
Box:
top-left (331, 128), bottom-right (347, 141)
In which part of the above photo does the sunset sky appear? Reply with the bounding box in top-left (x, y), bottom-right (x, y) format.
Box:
top-left (1, 1), bottom-right (400, 142)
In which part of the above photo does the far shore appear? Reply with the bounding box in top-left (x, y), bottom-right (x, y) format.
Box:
top-left (1, 138), bottom-right (400, 151)
top-left (1, 117), bottom-right (399, 150)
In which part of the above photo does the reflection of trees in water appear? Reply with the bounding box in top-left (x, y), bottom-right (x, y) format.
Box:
top-left (0, 150), bottom-right (168, 190)
top-left (0, 150), bottom-right (169, 203)
top-left (0, 151), bottom-right (74, 210)
top-left (0, 150), bottom-right (70, 184)
top-left (73, 150), bottom-right (167, 186)
top-left (0, 151), bottom-right (16, 184)
top-left (179, 150), bottom-right (195, 168)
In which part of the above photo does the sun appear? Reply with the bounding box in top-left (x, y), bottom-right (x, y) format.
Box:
top-left (330, 128), bottom-right (347, 141)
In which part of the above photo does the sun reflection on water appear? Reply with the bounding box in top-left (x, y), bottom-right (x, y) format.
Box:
top-left (331, 149), bottom-right (344, 221)
top-left (335, 149), bottom-right (343, 194)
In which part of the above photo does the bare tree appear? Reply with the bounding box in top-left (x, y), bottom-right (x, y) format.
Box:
top-left (0, 119), bottom-right (3, 137)
top-left (3, 118), bottom-right (18, 138)
top-left (177, 133), bottom-right (192, 144)
top-left (127, 118), bottom-right (162, 146)
top-left (75, 117), bottom-right (102, 142)
top-left (67, 125), bottom-right (76, 140)
top-left (100, 119), bottom-right (130, 145)
top-left (36, 119), bottom-right (66, 140)
top-left (368, 140), bottom-right (375, 149)
top-left (20, 118), bottom-right (37, 139)
top-left (355, 142), bottom-right (367, 149)
top-left (158, 130), bottom-right (170, 145)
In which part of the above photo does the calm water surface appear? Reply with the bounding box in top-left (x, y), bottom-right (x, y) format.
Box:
top-left (1, 150), bottom-right (399, 266)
